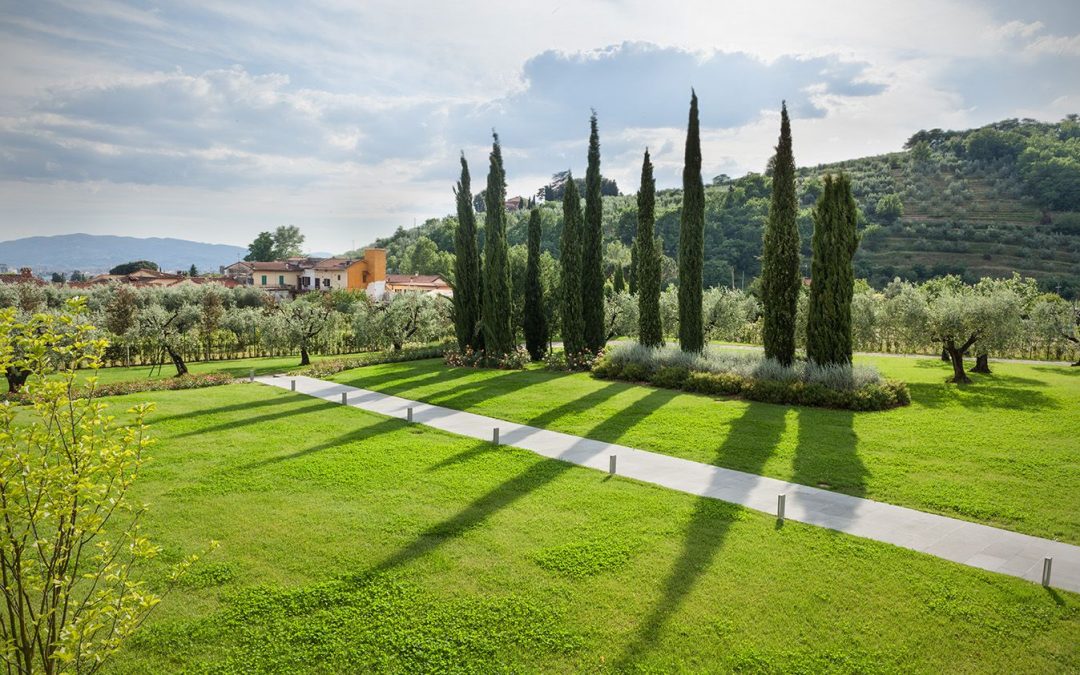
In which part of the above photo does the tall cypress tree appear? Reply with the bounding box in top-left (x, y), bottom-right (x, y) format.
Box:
top-left (482, 132), bottom-right (514, 358)
top-left (523, 208), bottom-right (548, 361)
top-left (560, 175), bottom-right (585, 357)
top-left (761, 102), bottom-right (801, 367)
top-left (636, 149), bottom-right (663, 348)
top-left (807, 174), bottom-right (859, 366)
top-left (582, 111), bottom-right (606, 354)
top-left (678, 90), bottom-right (705, 353)
top-left (452, 153), bottom-right (481, 351)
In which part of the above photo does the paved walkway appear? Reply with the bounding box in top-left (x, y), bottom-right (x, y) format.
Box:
top-left (256, 374), bottom-right (1080, 593)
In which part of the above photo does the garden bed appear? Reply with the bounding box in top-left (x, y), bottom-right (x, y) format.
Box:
top-left (593, 343), bottom-right (909, 411)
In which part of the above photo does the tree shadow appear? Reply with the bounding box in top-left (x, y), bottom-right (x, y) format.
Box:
top-left (169, 399), bottom-right (332, 439)
top-left (906, 381), bottom-right (1058, 411)
top-left (373, 384), bottom-right (676, 578)
top-left (792, 408), bottom-right (865, 502)
top-left (148, 393), bottom-right (297, 426)
top-left (332, 361), bottom-right (475, 394)
top-left (525, 381), bottom-right (627, 430)
top-left (614, 403), bottom-right (788, 667)
top-left (1031, 365), bottom-right (1080, 377)
top-left (238, 418), bottom-right (403, 471)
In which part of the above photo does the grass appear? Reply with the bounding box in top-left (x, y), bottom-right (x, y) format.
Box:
top-left (97, 384), bottom-right (1077, 673)
top-left (327, 355), bottom-right (1080, 543)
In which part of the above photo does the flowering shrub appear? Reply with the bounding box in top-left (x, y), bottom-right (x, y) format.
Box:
top-left (295, 344), bottom-right (447, 377)
top-left (443, 345), bottom-right (530, 370)
top-left (544, 348), bottom-right (603, 372)
top-left (593, 342), bottom-right (909, 411)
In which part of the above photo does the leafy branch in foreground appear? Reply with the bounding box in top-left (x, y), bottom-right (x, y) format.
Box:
top-left (0, 299), bottom-right (212, 674)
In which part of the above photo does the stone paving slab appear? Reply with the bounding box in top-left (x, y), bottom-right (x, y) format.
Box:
top-left (256, 374), bottom-right (1080, 593)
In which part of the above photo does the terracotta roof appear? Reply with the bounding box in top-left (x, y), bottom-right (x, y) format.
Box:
top-left (313, 258), bottom-right (355, 270)
top-left (386, 274), bottom-right (449, 286)
top-left (249, 261), bottom-right (302, 271)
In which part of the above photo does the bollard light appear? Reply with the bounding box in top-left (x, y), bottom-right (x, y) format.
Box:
top-left (777, 493), bottom-right (786, 522)
top-left (249, 369), bottom-right (255, 383)
top-left (493, 427), bottom-right (500, 445)
top-left (1042, 557), bottom-right (1053, 587)
top-left (407, 407), bottom-right (414, 423)
top-left (609, 455), bottom-right (617, 475)
top-left (341, 391), bottom-right (347, 405)
top-left (290, 379), bottom-right (296, 391)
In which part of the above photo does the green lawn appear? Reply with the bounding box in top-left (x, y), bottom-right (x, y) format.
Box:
top-left (326, 356), bottom-right (1080, 543)
top-left (100, 384), bottom-right (1076, 672)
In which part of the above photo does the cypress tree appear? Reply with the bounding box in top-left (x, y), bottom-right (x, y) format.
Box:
top-left (761, 102), bottom-right (801, 367)
top-left (636, 149), bottom-right (663, 348)
top-left (612, 266), bottom-right (625, 293)
top-left (806, 174), bottom-right (859, 366)
top-left (482, 132), bottom-right (514, 358)
top-left (678, 90), bottom-right (705, 353)
top-left (560, 175), bottom-right (585, 357)
top-left (523, 208), bottom-right (548, 361)
top-left (582, 111), bottom-right (606, 354)
top-left (452, 154), bottom-right (482, 351)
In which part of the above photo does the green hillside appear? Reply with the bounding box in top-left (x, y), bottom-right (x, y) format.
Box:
top-left (359, 116), bottom-right (1080, 297)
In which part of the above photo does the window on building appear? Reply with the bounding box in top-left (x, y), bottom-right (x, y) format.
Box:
top-left (261, 275), bottom-right (267, 285)
top-left (278, 275), bottom-right (285, 286)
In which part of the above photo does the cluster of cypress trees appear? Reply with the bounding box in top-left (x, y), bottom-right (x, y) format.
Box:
top-left (806, 174), bottom-right (859, 366)
top-left (635, 149), bottom-right (663, 348)
top-left (761, 102), bottom-right (801, 367)
top-left (677, 91), bottom-right (705, 353)
top-left (450, 96), bottom-right (859, 371)
top-left (759, 102), bottom-right (860, 368)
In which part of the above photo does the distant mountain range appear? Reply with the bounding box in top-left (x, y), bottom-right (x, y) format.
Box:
top-left (0, 234), bottom-right (328, 274)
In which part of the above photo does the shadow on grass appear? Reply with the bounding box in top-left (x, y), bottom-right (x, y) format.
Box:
top-left (792, 408), bottom-right (865, 500)
top-left (169, 399), bottom-right (333, 439)
top-left (1031, 364), bottom-right (1080, 377)
top-left (907, 380), bottom-right (1058, 411)
top-left (239, 417), bottom-right (403, 471)
top-left (332, 360), bottom-right (474, 395)
top-left (614, 403), bottom-right (788, 667)
top-left (377, 382), bottom-right (675, 576)
top-left (148, 391), bottom-right (297, 426)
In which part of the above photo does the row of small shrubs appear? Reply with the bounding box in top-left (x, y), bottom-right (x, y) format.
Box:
top-left (2, 372), bottom-right (236, 404)
top-left (293, 344), bottom-right (449, 378)
top-left (443, 345), bottom-right (531, 370)
top-left (593, 344), bottom-right (909, 411)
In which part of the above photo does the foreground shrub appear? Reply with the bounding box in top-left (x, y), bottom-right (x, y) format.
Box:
top-left (545, 348), bottom-right (603, 372)
top-left (594, 343), bottom-right (909, 411)
top-left (443, 345), bottom-right (530, 370)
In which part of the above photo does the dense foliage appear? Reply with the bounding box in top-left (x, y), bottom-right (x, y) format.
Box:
top-left (678, 91), bottom-right (705, 353)
top-left (806, 174), bottom-right (859, 366)
top-left (452, 154), bottom-right (482, 351)
top-left (583, 112), bottom-right (607, 354)
top-left (560, 176), bottom-right (585, 357)
top-left (635, 150), bottom-right (663, 348)
top-left (761, 103), bottom-right (801, 366)
top-left (523, 209), bottom-right (549, 360)
top-left (482, 133), bottom-right (515, 357)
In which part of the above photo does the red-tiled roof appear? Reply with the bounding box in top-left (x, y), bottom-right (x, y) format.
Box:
top-left (386, 274), bottom-right (447, 286)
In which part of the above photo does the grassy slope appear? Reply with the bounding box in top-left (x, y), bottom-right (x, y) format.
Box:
top-left (101, 385), bottom-right (1077, 673)
top-left (328, 356), bottom-right (1080, 543)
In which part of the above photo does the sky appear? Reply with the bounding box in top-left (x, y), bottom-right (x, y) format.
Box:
top-left (1, 0), bottom-right (1079, 253)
